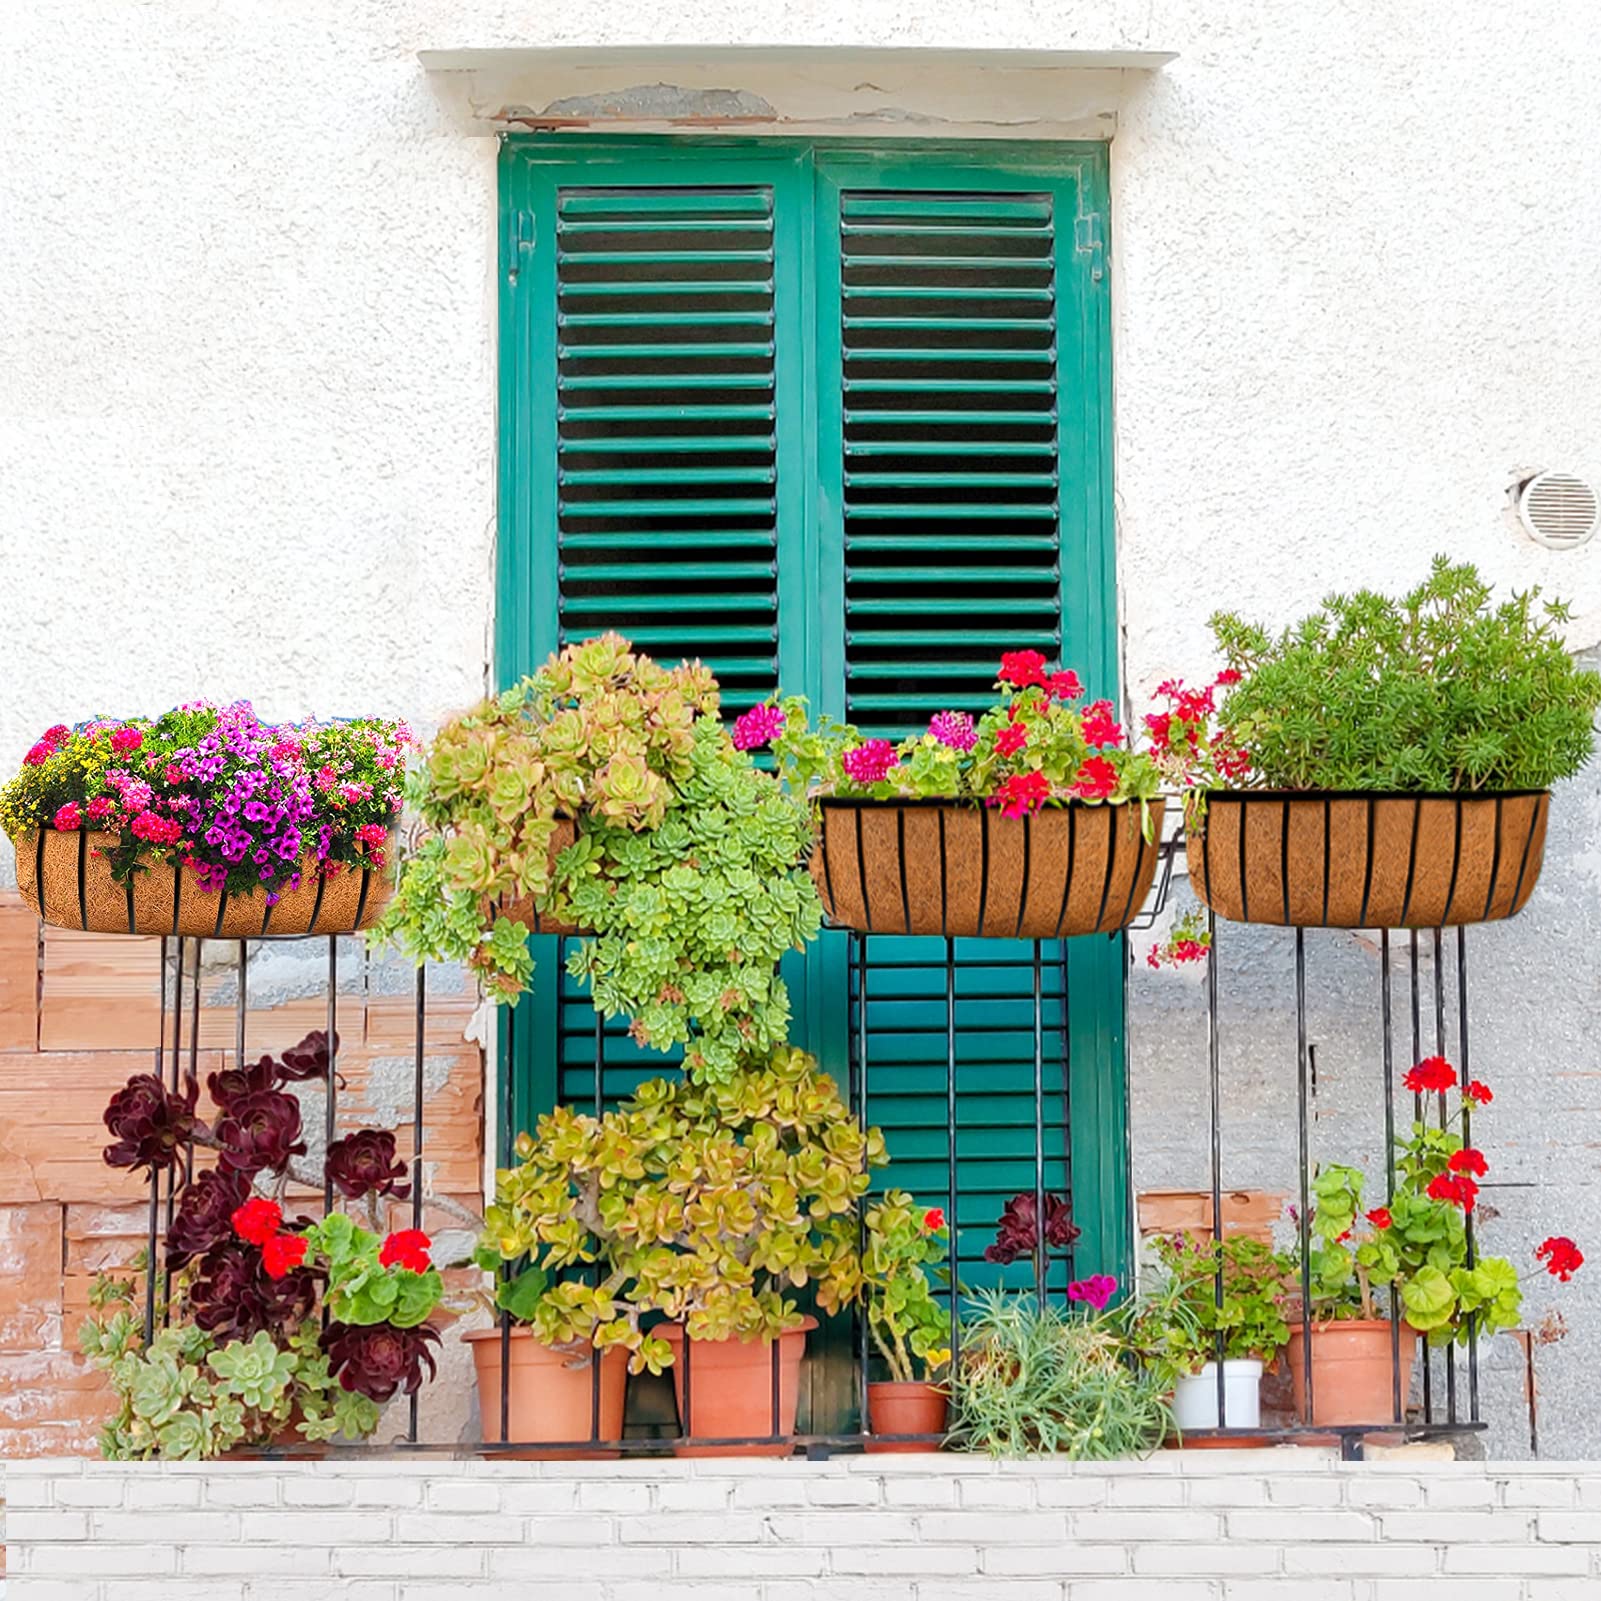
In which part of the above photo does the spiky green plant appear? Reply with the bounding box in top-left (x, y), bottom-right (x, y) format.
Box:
top-left (946, 1291), bottom-right (1171, 1460)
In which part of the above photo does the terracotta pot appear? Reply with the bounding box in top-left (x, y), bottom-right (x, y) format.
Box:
top-left (865, 1380), bottom-right (948, 1454)
top-left (1286, 1319), bottom-right (1419, 1427)
top-left (657, 1318), bottom-right (815, 1458)
top-left (498, 818), bottom-right (586, 937)
top-left (1186, 790), bottom-right (1549, 929)
top-left (463, 1326), bottom-right (628, 1459)
top-left (810, 798), bottom-right (1165, 937)
top-left (15, 829), bottom-right (394, 937)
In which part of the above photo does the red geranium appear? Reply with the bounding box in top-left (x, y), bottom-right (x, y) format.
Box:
top-left (1464, 1080), bottom-right (1494, 1106)
top-left (922, 1207), bottom-right (946, 1233)
top-left (1535, 1237), bottom-right (1584, 1283)
top-left (1449, 1147), bottom-right (1488, 1178)
top-left (379, 1228), bottom-right (433, 1274)
top-left (1427, 1173), bottom-right (1478, 1212)
top-left (231, 1196), bottom-right (284, 1246)
top-left (1045, 669), bottom-right (1082, 703)
top-left (1366, 1207), bottom-right (1393, 1230)
top-left (989, 770), bottom-right (1051, 819)
top-left (994, 721), bottom-right (1028, 757)
top-left (1402, 1056), bottom-right (1457, 1095)
top-left (1070, 756), bottom-right (1118, 801)
top-left (997, 650), bottom-right (1048, 690)
top-left (1080, 700), bottom-right (1123, 748)
top-left (261, 1232), bottom-right (309, 1280)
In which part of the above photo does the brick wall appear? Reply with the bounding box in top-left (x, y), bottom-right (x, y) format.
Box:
top-left (0, 893), bottom-right (484, 1458)
top-left (4, 1455), bottom-right (1599, 1599)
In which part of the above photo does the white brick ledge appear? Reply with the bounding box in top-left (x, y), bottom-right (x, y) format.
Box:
top-left (3, 1455), bottom-right (1599, 1599)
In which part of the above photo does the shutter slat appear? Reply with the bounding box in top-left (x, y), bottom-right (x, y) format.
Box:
top-left (554, 182), bottom-right (783, 700)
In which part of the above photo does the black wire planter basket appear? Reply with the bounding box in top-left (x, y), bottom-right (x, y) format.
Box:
top-left (15, 827), bottom-right (394, 936)
top-left (810, 797), bottom-right (1167, 938)
top-left (1186, 790), bottom-right (1551, 928)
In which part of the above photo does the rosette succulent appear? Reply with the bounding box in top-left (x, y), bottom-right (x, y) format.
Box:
top-left (214, 1090), bottom-right (306, 1175)
top-left (103, 1074), bottom-right (199, 1173)
top-left (189, 1240), bottom-right (316, 1340)
top-left (321, 1320), bottom-right (440, 1403)
top-left (984, 1191), bottom-right (1081, 1266)
top-left (166, 1167), bottom-right (249, 1267)
top-left (325, 1129), bottom-right (410, 1201)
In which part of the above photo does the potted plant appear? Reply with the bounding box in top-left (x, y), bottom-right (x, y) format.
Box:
top-left (477, 1045), bottom-right (884, 1457)
top-left (1289, 1060), bottom-right (1583, 1425)
top-left (376, 634), bottom-right (821, 1083)
top-left (79, 1030), bottom-right (443, 1457)
top-left (860, 1192), bottom-right (951, 1453)
top-left (945, 1286), bottom-right (1171, 1459)
top-left (743, 650), bottom-right (1165, 937)
top-left (2, 705), bottom-right (411, 935)
top-left (1156, 559), bottom-right (1601, 927)
top-left (1136, 1233), bottom-right (1293, 1433)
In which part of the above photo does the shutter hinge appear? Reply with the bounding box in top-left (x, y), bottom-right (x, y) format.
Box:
top-left (507, 209), bottom-right (535, 284)
top-left (1075, 212), bottom-right (1107, 283)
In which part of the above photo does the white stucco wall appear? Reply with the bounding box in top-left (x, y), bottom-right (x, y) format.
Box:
top-left (3, 1), bottom-right (1599, 1453)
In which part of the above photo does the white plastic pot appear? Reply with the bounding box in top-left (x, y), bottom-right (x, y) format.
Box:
top-left (1172, 1359), bottom-right (1263, 1430)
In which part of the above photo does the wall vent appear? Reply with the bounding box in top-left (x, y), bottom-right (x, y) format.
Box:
top-left (1516, 471), bottom-right (1599, 551)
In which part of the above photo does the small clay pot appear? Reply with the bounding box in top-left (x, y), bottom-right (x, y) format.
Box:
top-left (810, 798), bottom-right (1166, 938)
top-left (464, 1326), bottom-right (628, 1459)
top-left (498, 818), bottom-right (586, 937)
top-left (657, 1318), bottom-right (816, 1459)
top-left (1286, 1319), bottom-right (1419, 1428)
top-left (865, 1379), bottom-right (948, 1454)
top-left (14, 829), bottom-right (394, 937)
top-left (1187, 790), bottom-right (1549, 929)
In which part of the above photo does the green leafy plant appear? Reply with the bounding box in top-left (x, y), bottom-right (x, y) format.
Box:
top-left (80, 1274), bottom-right (380, 1459)
top-left (946, 1290), bottom-right (1172, 1459)
top-left (1192, 558), bottom-right (1600, 794)
top-left (1298, 1059), bottom-right (1578, 1346)
top-left (1135, 1233), bottom-right (1293, 1381)
top-left (861, 1192), bottom-right (951, 1383)
top-left (478, 1045), bottom-right (884, 1373)
top-left (374, 635), bottom-right (821, 1082)
top-left (746, 648), bottom-right (1161, 828)
top-left (306, 1212), bottom-right (444, 1329)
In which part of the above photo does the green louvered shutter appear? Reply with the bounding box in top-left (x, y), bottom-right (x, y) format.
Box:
top-left (498, 145), bottom-right (1129, 1395)
top-left (810, 155), bottom-right (1128, 1305)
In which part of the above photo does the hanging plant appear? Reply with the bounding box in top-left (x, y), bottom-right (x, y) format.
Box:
top-left (375, 634), bottom-right (822, 1082)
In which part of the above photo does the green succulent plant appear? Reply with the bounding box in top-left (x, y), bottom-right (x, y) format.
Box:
top-left (376, 634), bottom-right (822, 1082)
top-left (478, 1045), bottom-right (885, 1373)
top-left (207, 1330), bottom-right (297, 1410)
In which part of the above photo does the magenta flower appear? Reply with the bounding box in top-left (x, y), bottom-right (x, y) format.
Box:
top-left (732, 703), bottom-right (786, 751)
top-left (928, 711), bottom-right (977, 752)
top-left (842, 739), bottom-right (899, 785)
top-left (53, 802), bottom-right (83, 830)
top-left (1067, 1273), bottom-right (1118, 1312)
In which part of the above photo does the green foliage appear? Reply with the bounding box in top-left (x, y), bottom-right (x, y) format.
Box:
top-left (305, 1212), bottom-right (443, 1330)
top-left (861, 1191), bottom-right (951, 1383)
top-left (1136, 1233), bottom-right (1293, 1378)
top-left (1209, 557), bottom-right (1601, 792)
top-left (80, 1276), bottom-right (380, 1460)
top-left (1304, 1090), bottom-right (1522, 1347)
top-left (375, 635), bottom-right (821, 1082)
top-left (478, 1045), bottom-right (885, 1374)
top-left (946, 1291), bottom-right (1172, 1460)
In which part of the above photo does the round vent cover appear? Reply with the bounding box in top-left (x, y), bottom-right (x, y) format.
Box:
top-left (1517, 471), bottom-right (1599, 550)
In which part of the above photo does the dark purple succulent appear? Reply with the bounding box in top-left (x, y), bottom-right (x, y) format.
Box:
top-left (166, 1166), bottom-right (250, 1266)
top-left (983, 1191), bottom-right (1082, 1265)
top-left (206, 1054), bottom-right (279, 1112)
top-left (189, 1239), bottom-right (317, 1339)
top-left (321, 1320), bottom-right (440, 1402)
top-left (215, 1089), bottom-right (306, 1175)
top-left (325, 1129), bottom-right (410, 1202)
top-left (279, 1029), bottom-right (338, 1083)
top-left (103, 1073), bottom-right (200, 1173)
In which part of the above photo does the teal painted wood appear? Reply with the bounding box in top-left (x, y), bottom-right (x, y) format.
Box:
top-left (495, 136), bottom-right (1128, 1308)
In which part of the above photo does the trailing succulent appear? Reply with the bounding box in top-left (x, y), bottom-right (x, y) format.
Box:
top-left (80, 1029), bottom-right (443, 1459)
top-left (375, 633), bottom-right (821, 1082)
top-left (1167, 558), bottom-right (1600, 796)
top-left (477, 1045), bottom-right (885, 1373)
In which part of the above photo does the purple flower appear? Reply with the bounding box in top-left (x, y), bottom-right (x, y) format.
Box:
top-left (983, 1191), bottom-right (1081, 1265)
top-left (731, 703), bottom-right (786, 751)
top-left (1067, 1273), bottom-right (1119, 1312)
top-left (928, 711), bottom-right (977, 753)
